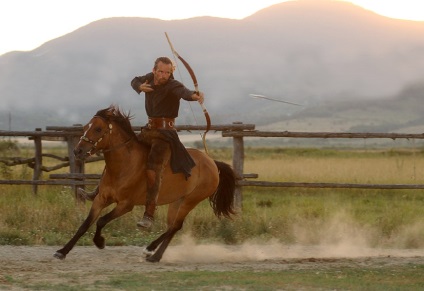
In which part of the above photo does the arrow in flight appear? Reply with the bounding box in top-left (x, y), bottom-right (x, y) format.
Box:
top-left (249, 94), bottom-right (303, 106)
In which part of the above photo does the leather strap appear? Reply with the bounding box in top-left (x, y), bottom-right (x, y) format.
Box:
top-left (147, 117), bottom-right (175, 130)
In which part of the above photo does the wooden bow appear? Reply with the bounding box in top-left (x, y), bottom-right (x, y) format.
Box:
top-left (165, 32), bottom-right (210, 154)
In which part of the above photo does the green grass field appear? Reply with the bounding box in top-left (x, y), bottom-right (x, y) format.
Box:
top-left (1, 145), bottom-right (423, 248)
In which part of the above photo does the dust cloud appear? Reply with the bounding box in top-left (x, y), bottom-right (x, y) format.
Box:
top-left (162, 212), bottom-right (424, 263)
top-left (162, 237), bottom-right (423, 264)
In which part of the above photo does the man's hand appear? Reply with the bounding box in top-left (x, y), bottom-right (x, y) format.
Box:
top-left (139, 80), bottom-right (154, 93)
top-left (192, 91), bottom-right (205, 104)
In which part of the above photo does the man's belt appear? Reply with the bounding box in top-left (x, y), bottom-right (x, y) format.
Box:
top-left (147, 117), bottom-right (175, 130)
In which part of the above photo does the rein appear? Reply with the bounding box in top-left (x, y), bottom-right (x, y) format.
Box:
top-left (80, 116), bottom-right (133, 156)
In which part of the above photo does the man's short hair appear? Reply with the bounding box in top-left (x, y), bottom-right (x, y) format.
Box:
top-left (154, 57), bottom-right (175, 72)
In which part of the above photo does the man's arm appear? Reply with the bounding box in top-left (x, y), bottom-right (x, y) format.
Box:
top-left (131, 72), bottom-right (154, 94)
top-left (172, 79), bottom-right (205, 104)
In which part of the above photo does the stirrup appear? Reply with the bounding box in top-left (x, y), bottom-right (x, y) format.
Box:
top-left (137, 215), bottom-right (154, 229)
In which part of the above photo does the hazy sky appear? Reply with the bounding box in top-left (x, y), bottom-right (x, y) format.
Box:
top-left (0, 0), bottom-right (423, 56)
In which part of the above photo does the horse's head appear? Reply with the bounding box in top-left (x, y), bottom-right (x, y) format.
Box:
top-left (73, 105), bottom-right (136, 160)
top-left (73, 115), bottom-right (112, 160)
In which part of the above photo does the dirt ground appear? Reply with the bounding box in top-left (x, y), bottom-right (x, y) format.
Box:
top-left (1, 240), bottom-right (423, 289)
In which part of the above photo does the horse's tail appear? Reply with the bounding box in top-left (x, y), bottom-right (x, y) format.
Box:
top-left (209, 160), bottom-right (237, 218)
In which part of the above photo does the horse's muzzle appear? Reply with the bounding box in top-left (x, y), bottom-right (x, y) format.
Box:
top-left (73, 147), bottom-right (89, 160)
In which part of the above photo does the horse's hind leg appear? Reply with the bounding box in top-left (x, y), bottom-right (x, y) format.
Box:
top-left (143, 231), bottom-right (169, 256)
top-left (146, 228), bottom-right (179, 263)
top-left (144, 199), bottom-right (185, 256)
top-left (145, 198), bottom-right (193, 263)
top-left (93, 201), bottom-right (134, 249)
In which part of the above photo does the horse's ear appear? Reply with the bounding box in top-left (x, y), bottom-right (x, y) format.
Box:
top-left (105, 105), bottom-right (116, 117)
top-left (110, 104), bottom-right (119, 116)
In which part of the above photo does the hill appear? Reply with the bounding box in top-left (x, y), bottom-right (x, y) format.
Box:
top-left (260, 81), bottom-right (424, 133)
top-left (0, 0), bottom-right (423, 131)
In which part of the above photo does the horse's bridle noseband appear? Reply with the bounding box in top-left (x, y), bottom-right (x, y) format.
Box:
top-left (80, 119), bottom-right (113, 156)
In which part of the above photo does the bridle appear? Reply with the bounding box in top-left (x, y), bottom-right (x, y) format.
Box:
top-left (79, 116), bottom-right (133, 156)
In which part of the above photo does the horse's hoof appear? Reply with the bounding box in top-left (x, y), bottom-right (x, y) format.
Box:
top-left (93, 236), bottom-right (105, 249)
top-left (142, 247), bottom-right (154, 257)
top-left (53, 252), bottom-right (66, 260)
top-left (146, 255), bottom-right (160, 263)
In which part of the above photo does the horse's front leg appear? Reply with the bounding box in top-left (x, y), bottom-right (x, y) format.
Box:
top-left (53, 204), bottom-right (105, 260)
top-left (93, 201), bottom-right (134, 249)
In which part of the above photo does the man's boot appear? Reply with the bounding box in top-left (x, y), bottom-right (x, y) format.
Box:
top-left (137, 199), bottom-right (156, 228)
top-left (77, 185), bottom-right (99, 201)
top-left (137, 169), bottom-right (159, 229)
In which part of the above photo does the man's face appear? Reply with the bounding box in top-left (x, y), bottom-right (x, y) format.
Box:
top-left (153, 61), bottom-right (173, 85)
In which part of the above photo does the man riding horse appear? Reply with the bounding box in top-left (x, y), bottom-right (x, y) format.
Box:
top-left (79, 56), bottom-right (205, 229)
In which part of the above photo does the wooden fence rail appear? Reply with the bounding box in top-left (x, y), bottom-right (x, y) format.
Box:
top-left (0, 180), bottom-right (98, 186)
top-left (237, 181), bottom-right (424, 189)
top-left (222, 130), bottom-right (424, 139)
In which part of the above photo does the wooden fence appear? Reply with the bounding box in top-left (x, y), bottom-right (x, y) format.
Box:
top-left (222, 130), bottom-right (424, 209)
top-left (0, 123), bottom-right (254, 199)
top-left (1, 124), bottom-right (424, 208)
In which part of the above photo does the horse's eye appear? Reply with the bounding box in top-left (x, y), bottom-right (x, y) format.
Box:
top-left (95, 127), bottom-right (102, 133)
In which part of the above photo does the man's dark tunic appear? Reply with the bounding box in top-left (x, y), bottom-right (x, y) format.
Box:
top-left (131, 73), bottom-right (196, 178)
top-left (132, 72), bottom-right (194, 118)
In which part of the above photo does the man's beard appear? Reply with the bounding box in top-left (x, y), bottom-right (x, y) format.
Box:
top-left (155, 77), bottom-right (168, 85)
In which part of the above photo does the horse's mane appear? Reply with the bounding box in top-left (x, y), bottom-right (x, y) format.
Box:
top-left (95, 105), bottom-right (137, 140)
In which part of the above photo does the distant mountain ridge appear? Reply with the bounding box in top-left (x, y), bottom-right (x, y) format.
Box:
top-left (1, 0), bottom-right (424, 132)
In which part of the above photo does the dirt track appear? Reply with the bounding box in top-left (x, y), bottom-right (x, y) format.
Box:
top-left (1, 241), bottom-right (423, 288)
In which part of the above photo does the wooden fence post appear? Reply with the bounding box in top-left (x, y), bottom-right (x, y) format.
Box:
top-left (232, 122), bottom-right (245, 210)
top-left (32, 128), bottom-right (42, 195)
top-left (67, 125), bottom-right (85, 201)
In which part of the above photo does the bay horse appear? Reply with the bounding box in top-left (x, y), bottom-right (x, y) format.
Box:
top-left (53, 105), bottom-right (236, 262)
